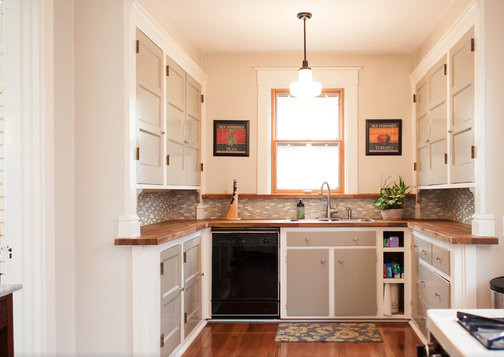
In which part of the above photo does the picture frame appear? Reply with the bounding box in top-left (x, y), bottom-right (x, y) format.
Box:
top-left (365, 119), bottom-right (402, 156)
top-left (213, 120), bottom-right (250, 157)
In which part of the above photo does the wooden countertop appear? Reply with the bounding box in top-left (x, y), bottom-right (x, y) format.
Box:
top-left (114, 219), bottom-right (498, 246)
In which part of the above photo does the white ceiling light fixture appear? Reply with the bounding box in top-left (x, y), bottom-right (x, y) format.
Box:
top-left (289, 12), bottom-right (322, 99)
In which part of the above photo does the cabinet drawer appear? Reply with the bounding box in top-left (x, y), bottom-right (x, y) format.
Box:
top-left (287, 231), bottom-right (376, 247)
top-left (432, 244), bottom-right (450, 275)
top-left (414, 236), bottom-right (432, 264)
top-left (418, 263), bottom-right (450, 308)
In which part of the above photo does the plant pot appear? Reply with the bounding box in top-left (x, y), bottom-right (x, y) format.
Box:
top-left (380, 208), bottom-right (404, 221)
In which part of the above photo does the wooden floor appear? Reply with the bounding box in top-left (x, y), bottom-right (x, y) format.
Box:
top-left (182, 322), bottom-right (421, 357)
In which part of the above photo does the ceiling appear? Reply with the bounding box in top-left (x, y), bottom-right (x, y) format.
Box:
top-left (159, 0), bottom-right (454, 54)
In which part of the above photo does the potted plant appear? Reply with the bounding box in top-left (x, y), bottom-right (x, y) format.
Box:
top-left (373, 176), bottom-right (411, 220)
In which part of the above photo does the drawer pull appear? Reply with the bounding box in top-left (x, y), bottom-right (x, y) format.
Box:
top-left (435, 256), bottom-right (441, 262)
top-left (421, 249), bottom-right (427, 255)
top-left (420, 280), bottom-right (426, 286)
top-left (338, 258), bottom-right (344, 264)
top-left (305, 237), bottom-right (311, 242)
top-left (435, 292), bottom-right (441, 298)
top-left (321, 259), bottom-right (327, 264)
top-left (353, 237), bottom-right (358, 242)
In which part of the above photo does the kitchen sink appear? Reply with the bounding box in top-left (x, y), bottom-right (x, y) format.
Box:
top-left (287, 218), bottom-right (375, 222)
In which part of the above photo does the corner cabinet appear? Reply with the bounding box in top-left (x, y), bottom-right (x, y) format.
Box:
top-left (414, 27), bottom-right (475, 187)
top-left (135, 28), bottom-right (204, 188)
top-left (131, 230), bottom-right (209, 357)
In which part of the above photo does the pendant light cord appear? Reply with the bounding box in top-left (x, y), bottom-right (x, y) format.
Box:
top-left (302, 15), bottom-right (309, 68)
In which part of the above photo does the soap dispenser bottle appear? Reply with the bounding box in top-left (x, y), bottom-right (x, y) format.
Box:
top-left (296, 199), bottom-right (305, 219)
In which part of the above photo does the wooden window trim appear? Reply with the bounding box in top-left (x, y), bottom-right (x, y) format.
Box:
top-left (271, 88), bottom-right (345, 193)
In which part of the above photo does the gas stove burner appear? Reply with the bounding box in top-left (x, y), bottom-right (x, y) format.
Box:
top-left (457, 311), bottom-right (504, 350)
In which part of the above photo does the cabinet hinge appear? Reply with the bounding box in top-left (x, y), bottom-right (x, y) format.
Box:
top-left (444, 153), bottom-right (448, 164)
top-left (184, 312), bottom-right (188, 324)
top-left (160, 262), bottom-right (164, 275)
top-left (443, 64), bottom-right (447, 75)
top-left (166, 154), bottom-right (170, 166)
top-left (471, 38), bottom-right (475, 52)
top-left (136, 147), bottom-right (140, 161)
top-left (183, 251), bottom-right (187, 263)
top-left (413, 94), bottom-right (416, 103)
top-left (201, 94), bottom-right (205, 103)
top-left (413, 162), bottom-right (417, 171)
top-left (160, 334), bottom-right (165, 348)
top-left (136, 40), bottom-right (139, 54)
top-left (166, 65), bottom-right (170, 77)
top-left (471, 145), bottom-right (477, 159)
top-left (200, 163), bottom-right (204, 172)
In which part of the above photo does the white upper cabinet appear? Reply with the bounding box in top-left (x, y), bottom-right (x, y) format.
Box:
top-left (450, 28), bottom-right (475, 183)
top-left (165, 56), bottom-right (202, 187)
top-left (136, 29), bottom-right (204, 188)
top-left (415, 28), bottom-right (474, 187)
top-left (136, 29), bottom-right (164, 184)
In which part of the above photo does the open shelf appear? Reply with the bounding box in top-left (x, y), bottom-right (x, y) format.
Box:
top-left (383, 231), bottom-right (405, 248)
top-left (383, 278), bottom-right (405, 284)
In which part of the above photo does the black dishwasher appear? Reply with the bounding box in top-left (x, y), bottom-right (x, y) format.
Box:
top-left (211, 227), bottom-right (279, 318)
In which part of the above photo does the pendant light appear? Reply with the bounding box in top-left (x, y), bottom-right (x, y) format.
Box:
top-left (289, 12), bottom-right (322, 99)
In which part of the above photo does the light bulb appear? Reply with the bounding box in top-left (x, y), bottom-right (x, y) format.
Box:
top-left (289, 68), bottom-right (322, 99)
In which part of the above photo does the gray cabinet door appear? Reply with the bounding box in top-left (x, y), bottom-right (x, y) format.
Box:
top-left (286, 249), bottom-right (329, 316)
top-left (183, 237), bottom-right (202, 337)
top-left (160, 245), bottom-right (182, 357)
top-left (136, 29), bottom-right (164, 184)
top-left (334, 248), bottom-right (376, 316)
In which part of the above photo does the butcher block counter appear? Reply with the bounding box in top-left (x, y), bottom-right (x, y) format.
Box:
top-left (114, 219), bottom-right (498, 246)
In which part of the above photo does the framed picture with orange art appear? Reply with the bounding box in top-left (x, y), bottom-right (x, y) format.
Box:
top-left (213, 120), bottom-right (250, 157)
top-left (365, 119), bottom-right (402, 156)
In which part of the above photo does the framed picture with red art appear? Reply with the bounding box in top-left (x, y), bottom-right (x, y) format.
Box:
top-left (365, 119), bottom-right (402, 156)
top-left (213, 120), bottom-right (250, 156)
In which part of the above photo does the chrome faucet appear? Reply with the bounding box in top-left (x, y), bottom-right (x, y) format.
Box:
top-left (346, 207), bottom-right (352, 220)
top-left (319, 182), bottom-right (338, 219)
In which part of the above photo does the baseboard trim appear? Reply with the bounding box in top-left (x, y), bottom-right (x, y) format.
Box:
top-left (172, 319), bottom-right (207, 357)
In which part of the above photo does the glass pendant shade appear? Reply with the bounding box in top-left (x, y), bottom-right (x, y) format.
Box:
top-left (289, 68), bottom-right (322, 99)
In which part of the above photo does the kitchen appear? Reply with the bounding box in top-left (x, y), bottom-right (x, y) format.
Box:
top-left (3, 0), bottom-right (504, 357)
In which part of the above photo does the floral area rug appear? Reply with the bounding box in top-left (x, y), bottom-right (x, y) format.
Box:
top-left (274, 322), bottom-right (383, 342)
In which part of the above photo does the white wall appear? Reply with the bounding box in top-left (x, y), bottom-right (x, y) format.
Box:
top-left (74, 0), bottom-right (132, 354)
top-left (202, 52), bottom-right (414, 194)
top-left (54, 0), bottom-right (76, 354)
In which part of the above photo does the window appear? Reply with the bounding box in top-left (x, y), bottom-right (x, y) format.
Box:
top-left (271, 89), bottom-right (344, 193)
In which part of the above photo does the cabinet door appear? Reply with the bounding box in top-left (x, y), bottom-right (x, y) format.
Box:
top-left (183, 238), bottom-right (202, 337)
top-left (166, 56), bottom-right (186, 185)
top-left (428, 58), bottom-right (448, 185)
top-left (416, 79), bottom-right (430, 185)
top-left (160, 245), bottom-right (182, 357)
top-left (184, 75), bottom-right (201, 186)
top-left (136, 29), bottom-right (164, 184)
top-left (450, 28), bottom-right (474, 183)
top-left (334, 248), bottom-right (376, 316)
top-left (286, 249), bottom-right (329, 316)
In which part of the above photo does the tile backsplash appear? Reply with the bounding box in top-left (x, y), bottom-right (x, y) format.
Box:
top-left (136, 188), bottom-right (475, 226)
top-left (137, 190), bottom-right (198, 225)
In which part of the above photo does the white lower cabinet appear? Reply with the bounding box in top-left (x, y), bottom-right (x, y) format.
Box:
top-left (132, 230), bottom-right (208, 357)
top-left (281, 228), bottom-right (380, 318)
top-left (410, 230), bottom-right (477, 341)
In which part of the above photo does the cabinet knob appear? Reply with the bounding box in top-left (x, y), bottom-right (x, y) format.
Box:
top-left (413, 244), bottom-right (418, 248)
top-left (435, 256), bottom-right (441, 262)
top-left (421, 249), bottom-right (427, 255)
top-left (305, 237), bottom-right (311, 242)
top-left (421, 317), bottom-right (426, 322)
top-left (353, 237), bottom-right (358, 242)
top-left (321, 259), bottom-right (327, 264)
top-left (179, 287), bottom-right (184, 292)
top-left (338, 258), bottom-right (344, 264)
top-left (435, 292), bottom-right (441, 298)
top-left (420, 280), bottom-right (426, 286)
